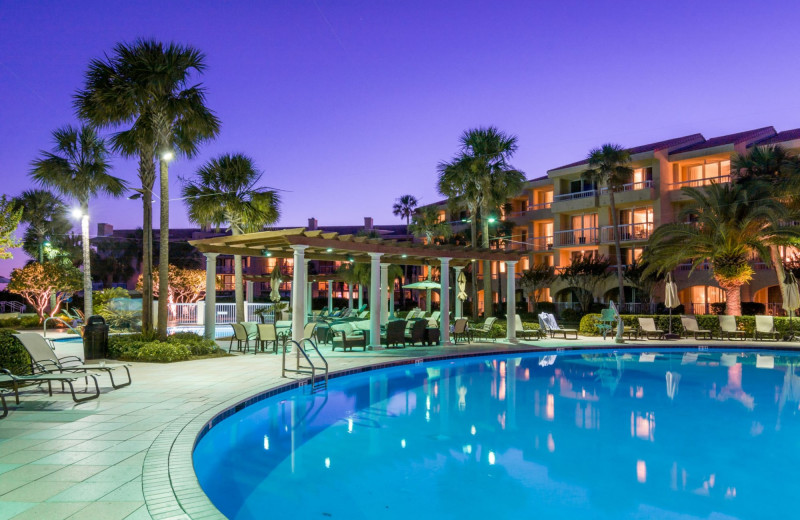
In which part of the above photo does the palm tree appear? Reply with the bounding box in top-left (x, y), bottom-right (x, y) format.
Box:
top-left (76, 39), bottom-right (220, 339)
top-left (438, 126), bottom-right (524, 317)
top-left (409, 206), bottom-right (452, 312)
top-left (581, 143), bottom-right (633, 306)
top-left (11, 189), bottom-right (70, 263)
top-left (643, 182), bottom-right (800, 315)
top-left (30, 125), bottom-right (127, 319)
top-left (392, 195), bottom-right (418, 225)
top-left (182, 154), bottom-right (280, 322)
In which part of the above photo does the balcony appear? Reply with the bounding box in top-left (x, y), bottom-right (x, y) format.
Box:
top-left (505, 201), bottom-right (553, 220)
top-left (551, 189), bottom-right (598, 213)
top-left (670, 175), bottom-right (731, 189)
top-left (553, 189), bottom-right (597, 202)
top-left (554, 227), bottom-right (599, 247)
top-left (598, 180), bottom-right (654, 193)
top-left (529, 235), bottom-right (554, 252)
top-left (600, 222), bottom-right (653, 243)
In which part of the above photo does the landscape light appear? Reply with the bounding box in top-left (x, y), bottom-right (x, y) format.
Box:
top-left (401, 254), bottom-right (408, 258)
top-left (161, 150), bottom-right (175, 162)
top-left (487, 217), bottom-right (497, 223)
top-left (326, 248), bottom-right (333, 252)
top-left (71, 208), bottom-right (83, 219)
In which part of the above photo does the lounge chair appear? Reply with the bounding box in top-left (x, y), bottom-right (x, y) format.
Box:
top-left (1, 367), bottom-right (100, 409)
top-left (680, 315), bottom-right (713, 340)
top-left (597, 309), bottom-right (616, 340)
top-left (428, 311), bottom-right (441, 328)
top-left (637, 317), bottom-right (664, 340)
top-left (540, 313), bottom-right (578, 339)
top-left (404, 319), bottom-right (426, 346)
top-left (515, 315), bottom-right (539, 340)
top-left (331, 322), bottom-right (367, 352)
top-left (381, 320), bottom-right (406, 348)
top-left (229, 323), bottom-right (250, 352)
top-left (405, 309), bottom-right (419, 320)
top-left (754, 315), bottom-right (781, 341)
top-left (452, 318), bottom-right (470, 344)
top-left (256, 323), bottom-right (279, 354)
top-left (718, 315), bottom-right (746, 340)
top-left (13, 333), bottom-right (131, 389)
top-left (471, 317), bottom-right (497, 342)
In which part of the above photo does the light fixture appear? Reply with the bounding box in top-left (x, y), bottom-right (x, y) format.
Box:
top-left (487, 217), bottom-right (497, 223)
top-left (71, 208), bottom-right (84, 219)
top-left (401, 254), bottom-right (407, 258)
top-left (326, 248), bottom-right (333, 252)
top-left (262, 249), bottom-right (272, 257)
top-left (43, 241), bottom-right (51, 248)
top-left (161, 150), bottom-right (175, 162)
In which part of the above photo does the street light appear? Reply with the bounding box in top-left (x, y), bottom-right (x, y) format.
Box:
top-left (71, 208), bottom-right (84, 219)
top-left (161, 150), bottom-right (175, 162)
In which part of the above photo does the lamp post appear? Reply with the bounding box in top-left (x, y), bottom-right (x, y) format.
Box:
top-left (71, 207), bottom-right (92, 319)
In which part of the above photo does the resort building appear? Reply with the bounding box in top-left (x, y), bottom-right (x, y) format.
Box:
top-left (428, 126), bottom-right (800, 315)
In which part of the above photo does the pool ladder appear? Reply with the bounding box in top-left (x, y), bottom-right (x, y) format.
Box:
top-left (282, 339), bottom-right (328, 392)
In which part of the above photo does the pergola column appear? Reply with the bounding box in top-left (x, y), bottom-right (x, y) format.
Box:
top-left (291, 246), bottom-right (308, 344)
top-left (327, 279), bottom-right (334, 312)
top-left (369, 253), bottom-right (383, 349)
top-left (358, 284), bottom-right (362, 310)
top-left (453, 265), bottom-right (463, 319)
top-left (439, 257), bottom-right (452, 345)
top-left (203, 253), bottom-right (219, 341)
top-left (380, 263), bottom-right (389, 325)
top-left (506, 260), bottom-right (518, 342)
top-left (348, 283), bottom-right (353, 310)
top-left (305, 260), bottom-right (311, 323)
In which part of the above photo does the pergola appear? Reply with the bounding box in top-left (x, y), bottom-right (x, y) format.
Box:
top-left (189, 228), bottom-right (525, 347)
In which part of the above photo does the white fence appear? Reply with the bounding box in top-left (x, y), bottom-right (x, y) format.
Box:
top-left (166, 302), bottom-right (276, 325)
top-left (0, 301), bottom-right (26, 313)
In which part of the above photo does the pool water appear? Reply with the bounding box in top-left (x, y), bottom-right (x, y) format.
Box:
top-left (193, 350), bottom-right (800, 519)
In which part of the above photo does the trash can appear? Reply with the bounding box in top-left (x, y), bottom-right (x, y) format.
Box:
top-left (83, 315), bottom-right (109, 360)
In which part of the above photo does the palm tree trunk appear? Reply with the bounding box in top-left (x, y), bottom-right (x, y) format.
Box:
top-left (720, 280), bottom-right (743, 316)
top-left (141, 186), bottom-right (154, 335)
top-left (470, 217), bottom-right (478, 320)
top-left (81, 204), bottom-right (92, 318)
top-left (771, 245), bottom-right (788, 313)
top-left (482, 216), bottom-right (492, 317)
top-left (157, 158), bottom-right (169, 339)
top-left (233, 229), bottom-right (245, 322)
top-left (608, 191), bottom-right (626, 306)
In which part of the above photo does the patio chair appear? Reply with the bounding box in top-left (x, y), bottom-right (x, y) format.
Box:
top-left (597, 309), bottom-right (615, 340)
top-left (515, 315), bottom-right (539, 340)
top-left (471, 317), bottom-right (497, 342)
top-left (540, 313), bottom-right (578, 339)
top-left (13, 333), bottom-right (131, 389)
top-left (637, 317), bottom-right (665, 340)
top-left (754, 315), bottom-right (781, 341)
top-left (229, 323), bottom-right (250, 352)
top-left (680, 315), bottom-right (713, 340)
top-left (330, 322), bottom-right (367, 352)
top-left (256, 323), bottom-right (279, 354)
top-left (405, 309), bottom-right (418, 320)
top-left (0, 367), bottom-right (100, 408)
top-left (381, 320), bottom-right (406, 348)
top-left (719, 315), bottom-right (746, 341)
top-left (404, 319), bottom-right (427, 346)
top-left (452, 318), bottom-right (470, 344)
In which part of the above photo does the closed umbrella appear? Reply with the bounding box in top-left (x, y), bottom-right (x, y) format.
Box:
top-left (782, 270), bottom-right (800, 341)
top-left (457, 271), bottom-right (468, 302)
top-left (664, 272), bottom-right (680, 339)
top-left (269, 268), bottom-right (282, 303)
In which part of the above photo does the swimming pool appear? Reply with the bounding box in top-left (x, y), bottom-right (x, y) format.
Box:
top-left (193, 349), bottom-right (800, 519)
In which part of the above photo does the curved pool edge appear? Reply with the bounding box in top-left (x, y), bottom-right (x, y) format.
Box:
top-left (145, 341), bottom-right (797, 519)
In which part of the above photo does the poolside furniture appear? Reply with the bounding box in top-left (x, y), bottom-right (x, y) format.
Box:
top-left (405, 319), bottom-right (427, 346)
top-left (381, 320), bottom-right (406, 348)
top-left (472, 317), bottom-right (497, 342)
top-left (515, 315), bottom-right (540, 340)
top-left (256, 323), bottom-right (279, 354)
top-left (540, 313), bottom-right (578, 339)
top-left (428, 311), bottom-right (441, 328)
top-left (230, 323), bottom-right (251, 353)
top-left (452, 318), bottom-right (470, 344)
top-left (423, 327), bottom-right (440, 345)
top-left (13, 332), bottom-right (132, 389)
top-left (0, 367), bottom-right (100, 407)
top-left (405, 309), bottom-right (419, 320)
top-left (754, 315), bottom-right (781, 341)
top-left (597, 309), bottom-right (616, 340)
top-left (331, 322), bottom-right (367, 351)
top-left (358, 311), bottom-right (369, 319)
top-left (637, 317), bottom-right (665, 340)
top-left (719, 315), bottom-right (747, 340)
top-left (680, 315), bottom-right (713, 340)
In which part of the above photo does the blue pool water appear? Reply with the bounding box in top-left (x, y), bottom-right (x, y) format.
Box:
top-left (193, 350), bottom-right (800, 519)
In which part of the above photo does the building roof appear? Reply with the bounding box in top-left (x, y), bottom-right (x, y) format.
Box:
top-left (549, 133), bottom-right (705, 171)
top-left (751, 128), bottom-right (800, 146)
top-left (669, 127), bottom-right (776, 155)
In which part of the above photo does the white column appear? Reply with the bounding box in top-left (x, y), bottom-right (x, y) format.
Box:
top-left (246, 280), bottom-right (254, 304)
top-left (506, 260), bottom-right (518, 342)
top-left (203, 253), bottom-right (218, 340)
top-left (291, 246), bottom-right (308, 344)
top-left (327, 279), bottom-right (334, 312)
top-left (380, 263), bottom-right (389, 325)
top-left (357, 284), bottom-right (362, 310)
top-left (439, 257), bottom-right (451, 345)
top-left (305, 260), bottom-right (311, 323)
top-left (369, 253), bottom-right (383, 349)
top-left (348, 283), bottom-right (353, 310)
top-left (453, 265), bottom-right (463, 319)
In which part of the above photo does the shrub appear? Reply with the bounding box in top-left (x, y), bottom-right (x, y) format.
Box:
top-left (0, 329), bottom-right (31, 375)
top-left (710, 302), bottom-right (726, 315)
top-left (0, 315), bottom-right (41, 330)
top-left (167, 332), bottom-right (219, 356)
top-left (108, 332), bottom-right (224, 362)
top-left (560, 308), bottom-right (582, 323)
top-left (136, 342), bottom-right (192, 362)
top-left (741, 302), bottom-right (766, 316)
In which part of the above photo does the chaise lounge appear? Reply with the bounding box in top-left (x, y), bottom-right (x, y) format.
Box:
top-left (680, 315), bottom-right (713, 340)
top-left (636, 317), bottom-right (665, 340)
top-left (754, 315), bottom-right (781, 341)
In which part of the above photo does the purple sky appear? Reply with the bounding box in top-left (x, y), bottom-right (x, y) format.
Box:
top-left (2, 0), bottom-right (800, 277)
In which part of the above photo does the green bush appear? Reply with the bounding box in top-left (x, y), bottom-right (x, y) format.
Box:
top-left (559, 308), bottom-right (582, 323)
top-left (0, 315), bottom-right (41, 330)
top-left (0, 329), bottom-right (31, 375)
top-left (577, 313), bottom-right (798, 338)
top-left (167, 332), bottom-right (219, 356)
top-left (108, 332), bottom-right (224, 362)
top-left (136, 342), bottom-right (192, 362)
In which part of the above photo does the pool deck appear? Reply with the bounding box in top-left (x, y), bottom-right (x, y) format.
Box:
top-left (0, 333), bottom-right (795, 519)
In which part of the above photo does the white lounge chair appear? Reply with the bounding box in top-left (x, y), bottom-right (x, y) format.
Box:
top-left (540, 313), bottom-right (578, 339)
top-left (754, 315), bottom-right (781, 341)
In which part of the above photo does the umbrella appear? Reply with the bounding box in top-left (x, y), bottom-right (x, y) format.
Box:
top-left (402, 281), bottom-right (441, 290)
top-left (782, 270), bottom-right (799, 340)
top-left (457, 271), bottom-right (468, 302)
top-left (269, 268), bottom-right (282, 303)
top-left (0, 276), bottom-right (9, 284)
top-left (609, 300), bottom-right (624, 342)
top-left (664, 272), bottom-right (680, 339)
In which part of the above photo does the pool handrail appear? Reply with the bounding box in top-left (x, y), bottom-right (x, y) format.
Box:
top-left (281, 338), bottom-right (328, 391)
top-left (43, 316), bottom-right (82, 338)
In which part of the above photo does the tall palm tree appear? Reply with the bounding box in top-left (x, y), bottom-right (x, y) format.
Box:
top-left (392, 195), bottom-right (418, 225)
top-left (581, 143), bottom-right (634, 306)
top-left (438, 126), bottom-right (524, 317)
top-left (30, 125), bottom-right (127, 319)
top-left (643, 182), bottom-right (800, 315)
top-left (11, 189), bottom-right (70, 263)
top-left (409, 206), bottom-right (452, 312)
top-left (76, 39), bottom-right (220, 339)
top-left (732, 144), bottom-right (800, 307)
top-left (182, 154), bottom-right (280, 322)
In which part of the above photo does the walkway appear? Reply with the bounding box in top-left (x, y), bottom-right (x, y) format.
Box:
top-left (0, 335), bottom-right (793, 519)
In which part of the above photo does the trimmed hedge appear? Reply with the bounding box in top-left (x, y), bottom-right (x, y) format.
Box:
top-left (0, 315), bottom-right (42, 330)
top-left (0, 329), bottom-right (31, 375)
top-left (108, 332), bottom-right (226, 362)
top-left (578, 313), bottom-right (796, 337)
top-left (471, 319), bottom-right (540, 339)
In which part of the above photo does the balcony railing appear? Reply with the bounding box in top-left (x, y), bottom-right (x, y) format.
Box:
top-left (554, 227), bottom-right (599, 247)
top-left (553, 189), bottom-right (597, 202)
top-left (670, 175), bottom-right (731, 189)
top-left (505, 201), bottom-right (553, 219)
top-left (599, 180), bottom-right (654, 194)
top-left (529, 235), bottom-right (554, 251)
top-left (530, 201), bottom-right (552, 210)
top-left (600, 222), bottom-right (653, 243)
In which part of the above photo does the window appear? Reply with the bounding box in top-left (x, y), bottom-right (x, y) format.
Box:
top-left (621, 247), bottom-right (644, 265)
top-left (679, 160), bottom-right (731, 185)
top-left (571, 213), bottom-right (598, 230)
top-left (631, 167), bottom-right (653, 187)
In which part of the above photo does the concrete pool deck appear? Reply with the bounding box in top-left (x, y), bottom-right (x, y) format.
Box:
top-left (0, 334), bottom-right (796, 519)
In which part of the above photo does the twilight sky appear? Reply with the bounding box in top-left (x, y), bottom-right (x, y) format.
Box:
top-left (2, 0), bottom-right (800, 276)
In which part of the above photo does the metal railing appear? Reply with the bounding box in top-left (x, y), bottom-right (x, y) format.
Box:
top-left (553, 189), bottom-right (597, 202)
top-left (506, 201), bottom-right (553, 219)
top-left (246, 303), bottom-right (274, 322)
top-left (168, 303), bottom-right (198, 325)
top-left (282, 339), bottom-right (328, 392)
top-left (554, 227), bottom-right (599, 247)
top-left (530, 236), bottom-right (554, 251)
top-left (670, 175), bottom-right (731, 189)
top-left (599, 180), bottom-right (654, 194)
top-left (0, 301), bottom-right (26, 313)
top-left (600, 222), bottom-right (653, 243)
top-left (215, 303), bottom-right (237, 324)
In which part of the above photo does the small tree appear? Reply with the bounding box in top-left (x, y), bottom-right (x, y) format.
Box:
top-left (519, 264), bottom-right (555, 312)
top-left (558, 254), bottom-right (611, 313)
top-left (8, 262), bottom-right (82, 320)
top-left (138, 265), bottom-right (213, 304)
top-left (0, 195), bottom-right (22, 259)
top-left (623, 261), bottom-right (663, 307)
